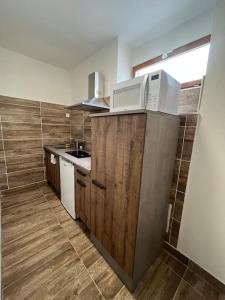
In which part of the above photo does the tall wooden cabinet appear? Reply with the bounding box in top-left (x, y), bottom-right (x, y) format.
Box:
top-left (90, 111), bottom-right (179, 291)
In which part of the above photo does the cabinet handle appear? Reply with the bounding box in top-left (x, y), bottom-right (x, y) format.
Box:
top-left (92, 179), bottom-right (106, 190)
top-left (77, 179), bottom-right (86, 187)
top-left (77, 169), bottom-right (87, 177)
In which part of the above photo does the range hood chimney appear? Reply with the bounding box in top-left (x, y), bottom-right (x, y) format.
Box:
top-left (67, 72), bottom-right (109, 111)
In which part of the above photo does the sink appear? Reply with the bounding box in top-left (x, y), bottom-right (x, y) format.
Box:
top-left (66, 150), bottom-right (91, 158)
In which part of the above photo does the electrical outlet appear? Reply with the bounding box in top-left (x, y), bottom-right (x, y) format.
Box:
top-left (66, 113), bottom-right (70, 118)
top-left (166, 204), bottom-right (172, 233)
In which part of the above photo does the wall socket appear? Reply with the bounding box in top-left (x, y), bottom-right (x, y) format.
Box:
top-left (66, 113), bottom-right (70, 118)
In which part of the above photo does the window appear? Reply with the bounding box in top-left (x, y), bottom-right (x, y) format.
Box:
top-left (133, 35), bottom-right (211, 86)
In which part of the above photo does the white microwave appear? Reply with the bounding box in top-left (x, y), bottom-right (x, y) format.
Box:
top-left (111, 70), bottom-right (180, 115)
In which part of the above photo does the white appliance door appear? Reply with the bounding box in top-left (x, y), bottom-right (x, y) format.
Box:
top-left (59, 157), bottom-right (76, 219)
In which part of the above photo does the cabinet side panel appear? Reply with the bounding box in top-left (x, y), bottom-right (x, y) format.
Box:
top-left (134, 111), bottom-right (179, 283)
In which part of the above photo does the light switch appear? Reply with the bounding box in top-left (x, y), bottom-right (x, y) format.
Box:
top-left (66, 113), bottom-right (70, 118)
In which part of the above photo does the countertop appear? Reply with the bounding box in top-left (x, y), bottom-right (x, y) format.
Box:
top-left (44, 145), bottom-right (91, 172)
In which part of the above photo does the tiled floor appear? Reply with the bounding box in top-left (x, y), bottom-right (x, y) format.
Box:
top-left (1, 184), bottom-right (225, 300)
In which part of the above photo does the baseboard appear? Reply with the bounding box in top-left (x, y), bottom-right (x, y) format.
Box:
top-left (163, 241), bottom-right (225, 294)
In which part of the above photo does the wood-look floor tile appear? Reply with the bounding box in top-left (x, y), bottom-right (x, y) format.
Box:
top-left (184, 269), bottom-right (225, 300)
top-left (70, 232), bottom-right (101, 269)
top-left (88, 256), bottom-right (123, 299)
top-left (134, 258), bottom-right (181, 300)
top-left (8, 168), bottom-right (44, 188)
top-left (3, 247), bottom-right (79, 300)
top-left (160, 250), bottom-right (187, 277)
top-left (174, 280), bottom-right (203, 300)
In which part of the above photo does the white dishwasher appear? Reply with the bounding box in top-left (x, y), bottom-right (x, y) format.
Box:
top-left (59, 157), bottom-right (76, 219)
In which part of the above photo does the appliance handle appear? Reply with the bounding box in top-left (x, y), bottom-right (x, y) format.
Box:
top-left (77, 179), bottom-right (86, 188)
top-left (92, 179), bottom-right (106, 190)
top-left (77, 169), bottom-right (87, 177)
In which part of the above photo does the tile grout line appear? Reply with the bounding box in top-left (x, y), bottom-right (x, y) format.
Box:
top-left (40, 187), bottom-right (106, 300)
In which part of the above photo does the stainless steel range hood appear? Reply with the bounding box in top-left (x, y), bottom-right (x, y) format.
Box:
top-left (67, 72), bottom-right (110, 111)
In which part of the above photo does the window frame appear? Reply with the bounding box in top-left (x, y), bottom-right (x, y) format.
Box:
top-left (132, 35), bottom-right (211, 89)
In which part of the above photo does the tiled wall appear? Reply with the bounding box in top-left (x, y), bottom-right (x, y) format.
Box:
top-left (0, 96), bottom-right (70, 191)
top-left (70, 110), bottom-right (92, 151)
top-left (167, 87), bottom-right (201, 248)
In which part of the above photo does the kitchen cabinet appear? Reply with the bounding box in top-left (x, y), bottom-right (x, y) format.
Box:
top-left (45, 149), bottom-right (60, 196)
top-left (75, 168), bottom-right (91, 228)
top-left (90, 111), bottom-right (179, 291)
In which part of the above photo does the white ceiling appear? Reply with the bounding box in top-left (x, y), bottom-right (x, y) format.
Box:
top-left (0, 0), bottom-right (216, 70)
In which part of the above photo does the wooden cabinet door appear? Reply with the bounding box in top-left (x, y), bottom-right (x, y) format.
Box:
top-left (91, 114), bottom-right (146, 277)
top-left (76, 169), bottom-right (91, 228)
top-left (45, 150), bottom-right (60, 195)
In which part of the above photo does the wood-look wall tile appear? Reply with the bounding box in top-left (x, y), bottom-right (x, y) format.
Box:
top-left (84, 126), bottom-right (91, 140)
top-left (41, 108), bottom-right (70, 125)
top-left (2, 123), bottom-right (42, 140)
top-left (173, 199), bottom-right (184, 222)
top-left (6, 154), bottom-right (44, 173)
top-left (70, 111), bottom-right (84, 125)
top-left (180, 115), bottom-right (186, 126)
top-left (177, 161), bottom-right (190, 193)
top-left (41, 102), bottom-right (65, 110)
top-left (8, 168), bottom-right (44, 188)
top-left (85, 141), bottom-right (92, 152)
top-left (71, 125), bottom-right (83, 139)
top-left (0, 174), bottom-right (8, 190)
top-left (42, 138), bottom-right (71, 146)
top-left (0, 103), bottom-right (41, 123)
top-left (170, 219), bottom-right (180, 247)
top-left (186, 114), bottom-right (198, 126)
top-left (42, 124), bottom-right (70, 139)
top-left (0, 156), bottom-right (6, 174)
top-left (0, 95), bottom-right (40, 107)
top-left (171, 160), bottom-right (180, 190)
top-left (176, 127), bottom-right (185, 159)
top-left (182, 127), bottom-right (196, 161)
top-left (178, 88), bottom-right (200, 114)
top-left (83, 112), bottom-right (91, 125)
top-left (4, 140), bottom-right (43, 156)
top-left (0, 140), bottom-right (4, 158)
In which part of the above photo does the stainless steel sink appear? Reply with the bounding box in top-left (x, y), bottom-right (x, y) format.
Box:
top-left (66, 150), bottom-right (91, 158)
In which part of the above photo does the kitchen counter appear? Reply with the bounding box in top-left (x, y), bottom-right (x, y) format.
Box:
top-left (44, 145), bottom-right (91, 172)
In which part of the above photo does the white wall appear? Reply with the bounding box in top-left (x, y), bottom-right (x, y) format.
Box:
top-left (132, 10), bottom-right (214, 67)
top-left (117, 39), bottom-right (132, 83)
top-left (178, 0), bottom-right (225, 284)
top-left (70, 39), bottom-right (118, 103)
top-left (0, 47), bottom-right (71, 105)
